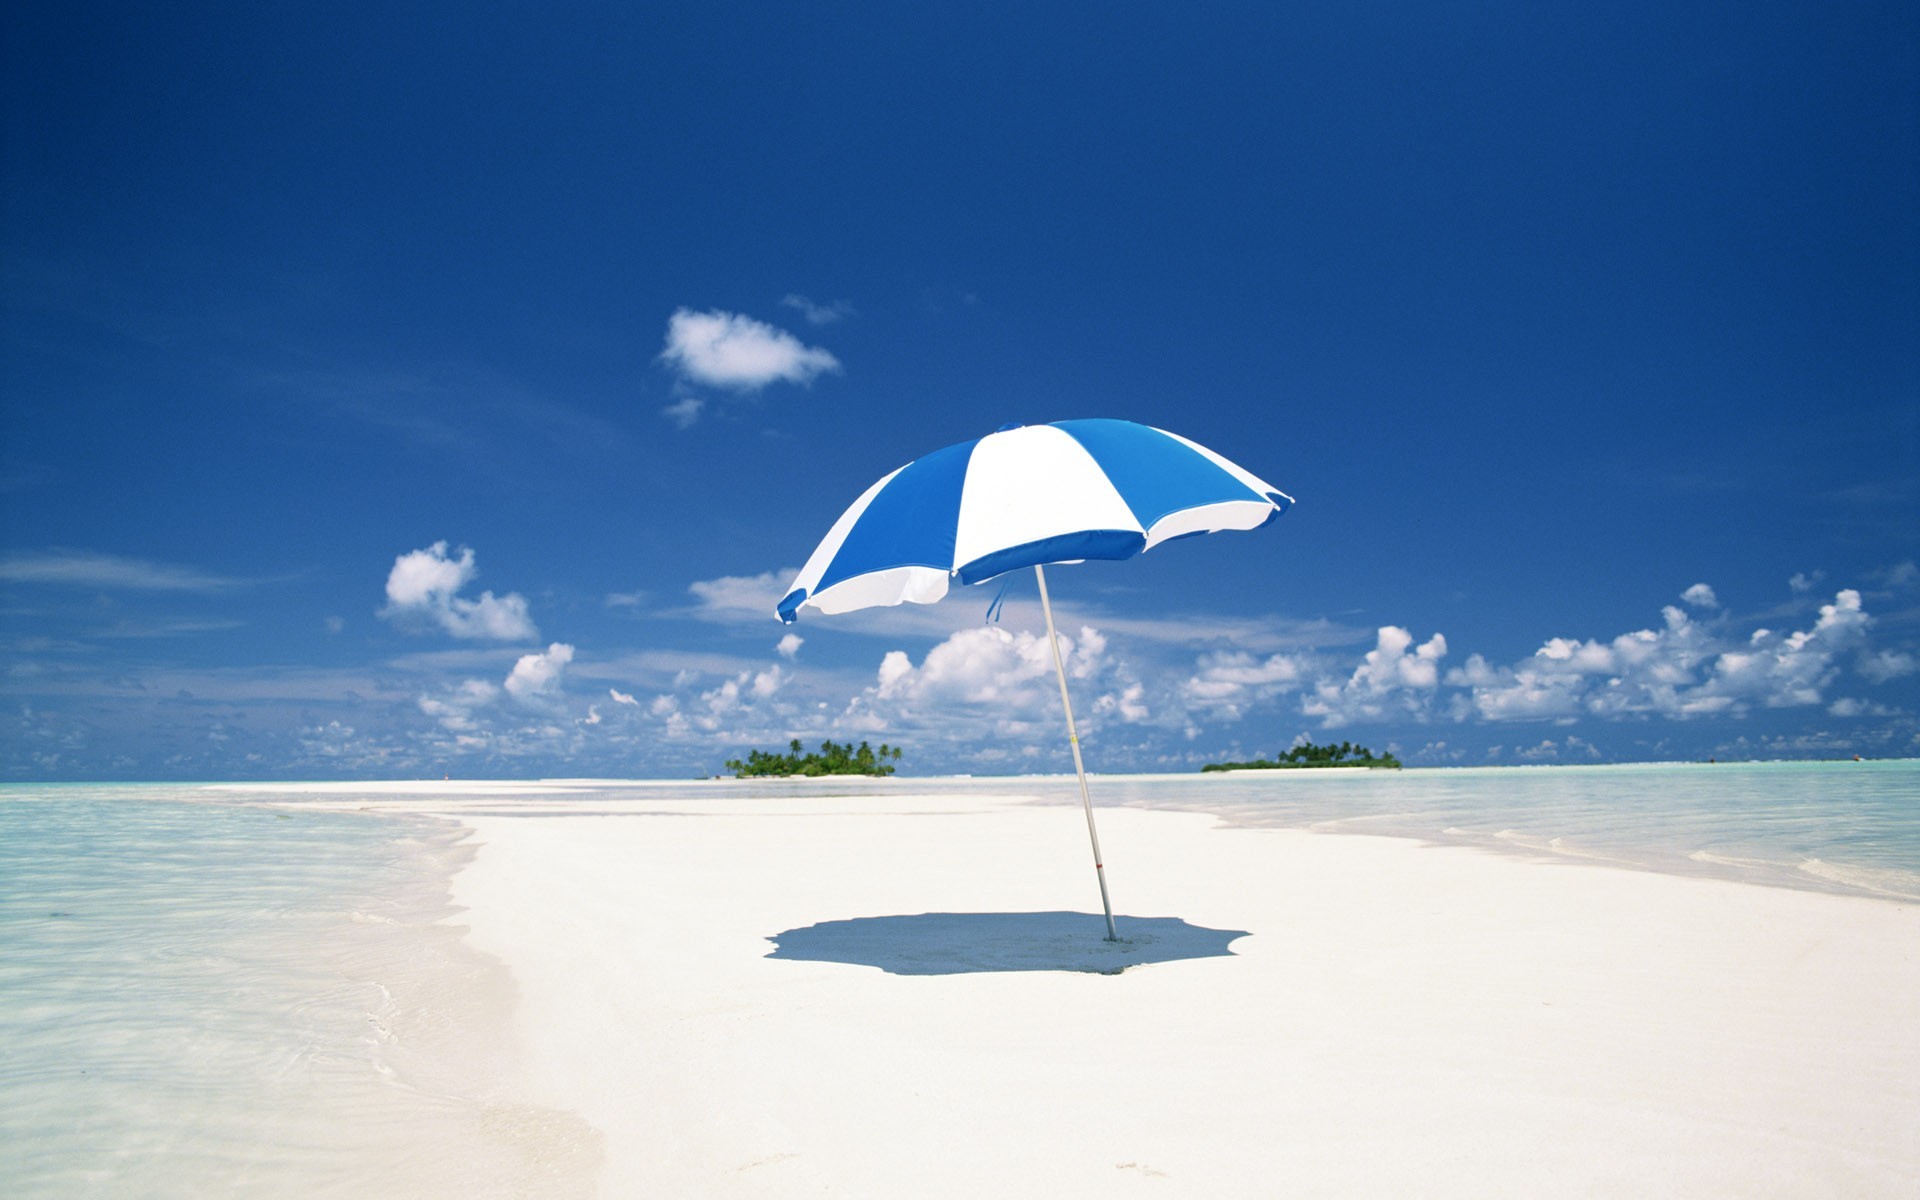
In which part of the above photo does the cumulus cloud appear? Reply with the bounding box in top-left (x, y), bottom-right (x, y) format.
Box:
top-left (777, 633), bottom-right (803, 659)
top-left (842, 624), bottom-right (1146, 756)
top-left (1514, 735), bottom-right (1601, 762)
top-left (418, 678), bottom-right (501, 732)
top-left (381, 542), bottom-right (537, 641)
top-left (1681, 583), bottom-right (1719, 609)
top-left (659, 308), bottom-right (840, 391)
top-left (1182, 650), bottom-right (1307, 720)
top-left (1690, 589), bottom-right (1869, 711)
top-left (874, 626), bottom-right (1070, 706)
top-left (780, 294), bottom-right (855, 325)
top-left (1448, 604), bottom-right (1715, 722)
top-left (505, 642), bottom-right (574, 699)
top-left (1448, 588), bottom-right (1877, 723)
top-left (1302, 627), bottom-right (1448, 728)
top-left (609, 688), bottom-right (638, 705)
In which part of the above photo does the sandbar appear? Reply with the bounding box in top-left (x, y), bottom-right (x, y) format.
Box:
top-left (413, 788), bottom-right (1918, 1197)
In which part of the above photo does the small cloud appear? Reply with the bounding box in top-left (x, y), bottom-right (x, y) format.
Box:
top-left (779, 294), bottom-right (855, 326)
top-left (609, 688), bottom-right (638, 705)
top-left (685, 571), bottom-right (795, 623)
top-left (1880, 561), bottom-right (1919, 590)
top-left (1681, 583), bottom-right (1719, 609)
top-left (381, 542), bottom-right (537, 641)
top-left (418, 678), bottom-right (501, 731)
top-left (1859, 650), bottom-right (1917, 683)
top-left (1829, 697), bottom-right (1896, 718)
top-left (661, 395), bottom-right (705, 429)
top-left (1789, 570), bottom-right (1825, 594)
top-left (505, 642), bottom-right (574, 699)
top-left (659, 308), bottom-right (840, 391)
top-left (777, 633), bottom-right (803, 660)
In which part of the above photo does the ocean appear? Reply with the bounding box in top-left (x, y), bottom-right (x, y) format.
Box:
top-left (0, 785), bottom-right (598, 1199)
top-left (2, 760), bottom-right (1914, 1195)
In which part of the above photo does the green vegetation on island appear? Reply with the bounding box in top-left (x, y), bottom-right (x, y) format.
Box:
top-left (725, 739), bottom-right (903, 778)
top-left (1202, 740), bottom-right (1401, 772)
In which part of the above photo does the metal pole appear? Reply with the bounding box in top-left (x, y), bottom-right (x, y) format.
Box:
top-left (1035, 564), bottom-right (1118, 941)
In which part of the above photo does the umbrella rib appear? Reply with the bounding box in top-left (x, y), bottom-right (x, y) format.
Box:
top-left (1035, 563), bottom-right (1119, 942)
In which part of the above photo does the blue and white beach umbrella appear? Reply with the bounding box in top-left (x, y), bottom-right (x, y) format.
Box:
top-left (777, 419), bottom-right (1293, 939)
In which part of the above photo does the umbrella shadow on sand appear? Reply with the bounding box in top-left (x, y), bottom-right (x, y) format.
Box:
top-left (766, 912), bottom-right (1249, 976)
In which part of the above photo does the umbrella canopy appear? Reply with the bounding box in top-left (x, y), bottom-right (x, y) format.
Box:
top-left (775, 418), bottom-right (1293, 942)
top-left (777, 419), bottom-right (1292, 624)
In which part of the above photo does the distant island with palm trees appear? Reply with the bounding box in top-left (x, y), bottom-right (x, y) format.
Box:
top-left (725, 739), bottom-right (903, 777)
top-left (1202, 740), bottom-right (1401, 771)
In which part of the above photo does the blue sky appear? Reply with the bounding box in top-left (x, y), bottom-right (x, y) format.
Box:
top-left (3, 3), bottom-right (1916, 780)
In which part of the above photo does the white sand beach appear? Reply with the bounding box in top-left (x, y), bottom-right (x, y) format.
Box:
top-left (412, 788), bottom-right (1918, 1198)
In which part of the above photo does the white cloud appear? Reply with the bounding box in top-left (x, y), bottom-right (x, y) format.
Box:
top-left (1828, 697), bottom-right (1897, 718)
top-left (1447, 589), bottom-right (1877, 723)
top-left (1303, 627), bottom-right (1448, 728)
top-left (0, 550), bottom-right (241, 591)
top-left (1182, 650), bottom-right (1307, 720)
top-left (505, 642), bottom-right (574, 699)
top-left (1859, 650), bottom-right (1917, 683)
top-left (1093, 681), bottom-right (1150, 723)
top-left (1691, 589), bottom-right (1869, 710)
top-left (777, 633), bottom-right (804, 659)
top-left (418, 678), bottom-right (500, 732)
top-left (381, 542), bottom-right (537, 641)
top-left (661, 395), bottom-right (705, 429)
top-left (780, 294), bottom-right (855, 325)
top-left (873, 626), bottom-right (1070, 706)
top-left (1681, 583), bottom-right (1719, 609)
top-left (659, 308), bottom-right (840, 391)
top-left (609, 687), bottom-right (638, 705)
top-left (843, 624), bottom-right (1144, 755)
top-left (1445, 653), bottom-right (1587, 721)
top-left (686, 571), bottom-right (795, 623)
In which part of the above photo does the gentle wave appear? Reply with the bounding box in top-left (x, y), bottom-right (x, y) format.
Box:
top-left (1796, 858), bottom-right (1920, 902)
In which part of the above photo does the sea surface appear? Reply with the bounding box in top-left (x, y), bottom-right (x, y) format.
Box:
top-left (0, 785), bottom-right (598, 1200)
top-left (1, 761), bottom-right (1914, 1194)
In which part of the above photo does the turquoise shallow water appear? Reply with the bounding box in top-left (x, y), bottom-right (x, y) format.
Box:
top-left (649, 759), bottom-right (1920, 900)
top-left (0, 785), bottom-right (597, 1199)
top-left (1, 762), bottom-right (1913, 1193)
top-left (1095, 759), bottom-right (1920, 901)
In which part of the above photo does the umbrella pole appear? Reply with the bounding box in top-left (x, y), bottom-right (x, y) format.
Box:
top-left (1035, 564), bottom-right (1119, 942)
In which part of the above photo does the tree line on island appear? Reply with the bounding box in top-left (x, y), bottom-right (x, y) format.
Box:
top-left (722, 737), bottom-right (1394, 777)
top-left (1202, 740), bottom-right (1401, 771)
top-left (724, 739), bottom-right (903, 778)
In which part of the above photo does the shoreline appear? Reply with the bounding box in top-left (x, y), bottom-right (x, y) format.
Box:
top-left (416, 787), bottom-right (1916, 1197)
top-left (218, 762), bottom-right (1920, 907)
